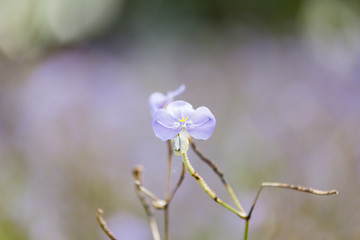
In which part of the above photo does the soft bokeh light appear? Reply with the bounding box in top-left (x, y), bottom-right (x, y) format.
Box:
top-left (0, 1), bottom-right (359, 239)
top-left (0, 0), bottom-right (124, 58)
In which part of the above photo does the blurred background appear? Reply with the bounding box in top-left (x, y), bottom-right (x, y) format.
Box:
top-left (0, 0), bottom-right (359, 239)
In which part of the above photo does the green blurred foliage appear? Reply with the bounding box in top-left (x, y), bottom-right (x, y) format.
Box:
top-left (1, 0), bottom-right (360, 58)
top-left (0, 218), bottom-right (27, 240)
top-left (116, 0), bottom-right (360, 35)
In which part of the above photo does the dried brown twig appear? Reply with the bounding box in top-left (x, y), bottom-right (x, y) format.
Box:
top-left (133, 165), bottom-right (161, 240)
top-left (132, 140), bottom-right (186, 240)
top-left (96, 208), bottom-right (117, 240)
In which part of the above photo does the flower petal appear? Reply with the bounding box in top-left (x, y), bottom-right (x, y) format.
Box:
top-left (186, 106), bottom-right (216, 140)
top-left (167, 100), bottom-right (195, 120)
top-left (166, 84), bottom-right (186, 100)
top-left (152, 109), bottom-right (182, 141)
top-left (148, 85), bottom-right (186, 117)
top-left (148, 92), bottom-right (167, 117)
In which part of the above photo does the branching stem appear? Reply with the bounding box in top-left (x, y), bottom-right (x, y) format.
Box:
top-left (190, 139), bottom-right (246, 213)
top-left (132, 141), bottom-right (186, 240)
top-left (182, 152), bottom-right (247, 219)
top-left (187, 140), bottom-right (338, 240)
top-left (133, 166), bottom-right (161, 240)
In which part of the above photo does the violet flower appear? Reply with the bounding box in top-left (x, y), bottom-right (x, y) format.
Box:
top-left (152, 101), bottom-right (216, 153)
top-left (148, 85), bottom-right (186, 117)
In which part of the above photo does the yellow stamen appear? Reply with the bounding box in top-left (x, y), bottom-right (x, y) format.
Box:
top-left (179, 117), bottom-right (188, 122)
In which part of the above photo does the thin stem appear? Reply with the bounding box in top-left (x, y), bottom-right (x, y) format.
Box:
top-left (182, 152), bottom-right (247, 219)
top-left (149, 216), bottom-right (161, 240)
top-left (132, 144), bottom-right (186, 240)
top-left (96, 208), bottom-right (117, 240)
top-left (165, 140), bottom-right (173, 200)
top-left (262, 182), bottom-right (338, 195)
top-left (139, 185), bottom-right (164, 204)
top-left (133, 166), bottom-right (161, 240)
top-left (133, 166), bottom-right (167, 209)
top-left (186, 142), bottom-right (338, 239)
top-left (165, 161), bottom-right (186, 238)
top-left (189, 139), bottom-right (246, 214)
top-left (164, 140), bottom-right (173, 240)
top-left (169, 162), bottom-right (185, 202)
top-left (247, 182), bottom-right (338, 219)
top-left (244, 219), bottom-right (249, 240)
top-left (164, 207), bottom-right (169, 240)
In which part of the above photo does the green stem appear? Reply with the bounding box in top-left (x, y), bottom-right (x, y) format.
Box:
top-left (181, 152), bottom-right (247, 219)
top-left (244, 219), bottom-right (249, 240)
top-left (226, 183), bottom-right (246, 214)
top-left (189, 139), bottom-right (246, 214)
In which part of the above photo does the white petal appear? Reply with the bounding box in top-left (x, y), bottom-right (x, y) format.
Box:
top-left (167, 100), bottom-right (195, 120)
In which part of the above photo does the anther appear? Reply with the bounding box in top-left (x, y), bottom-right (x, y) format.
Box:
top-left (179, 117), bottom-right (188, 122)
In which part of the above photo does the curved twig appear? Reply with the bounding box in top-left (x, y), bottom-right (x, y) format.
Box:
top-left (96, 208), bottom-right (117, 240)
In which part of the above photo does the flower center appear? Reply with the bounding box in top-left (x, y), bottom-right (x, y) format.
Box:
top-left (179, 116), bottom-right (189, 128)
top-left (179, 116), bottom-right (188, 122)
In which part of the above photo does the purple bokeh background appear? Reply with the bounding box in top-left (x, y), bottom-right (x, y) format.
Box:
top-left (0, 2), bottom-right (359, 238)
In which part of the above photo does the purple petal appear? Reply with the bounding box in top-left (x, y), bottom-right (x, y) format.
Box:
top-left (152, 109), bottom-right (182, 141)
top-left (186, 106), bottom-right (216, 140)
top-left (166, 84), bottom-right (186, 100)
top-left (167, 101), bottom-right (195, 120)
top-left (148, 92), bottom-right (167, 117)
